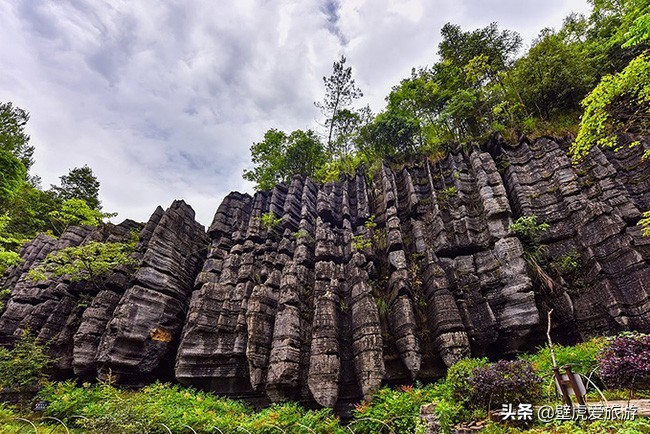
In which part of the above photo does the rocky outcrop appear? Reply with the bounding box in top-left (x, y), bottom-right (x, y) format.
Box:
top-left (0, 137), bottom-right (649, 411)
top-left (0, 221), bottom-right (140, 374)
top-left (0, 200), bottom-right (207, 382)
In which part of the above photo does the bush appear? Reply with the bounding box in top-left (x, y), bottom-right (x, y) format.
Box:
top-left (0, 330), bottom-right (53, 396)
top-left (446, 357), bottom-right (489, 404)
top-left (352, 384), bottom-right (443, 434)
top-left (40, 380), bottom-right (253, 433)
top-left (259, 211), bottom-right (283, 229)
top-left (469, 360), bottom-right (544, 411)
top-left (241, 402), bottom-right (345, 434)
top-left (509, 215), bottom-right (549, 243)
top-left (598, 333), bottom-right (650, 396)
top-left (521, 338), bottom-right (606, 379)
top-left (39, 380), bottom-right (348, 433)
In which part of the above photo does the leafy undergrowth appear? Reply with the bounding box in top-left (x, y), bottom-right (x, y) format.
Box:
top-left (1, 335), bottom-right (650, 433)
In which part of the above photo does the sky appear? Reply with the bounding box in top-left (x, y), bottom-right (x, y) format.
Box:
top-left (0, 0), bottom-right (592, 228)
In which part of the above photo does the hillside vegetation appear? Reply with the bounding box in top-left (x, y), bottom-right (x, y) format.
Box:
top-left (1, 333), bottom-right (650, 433)
top-left (245, 0), bottom-right (649, 188)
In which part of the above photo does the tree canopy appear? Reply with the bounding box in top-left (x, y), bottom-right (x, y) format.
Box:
top-left (0, 102), bottom-right (113, 263)
top-left (50, 165), bottom-right (102, 210)
top-left (0, 102), bottom-right (34, 172)
top-left (315, 55), bottom-right (364, 155)
top-left (244, 129), bottom-right (326, 190)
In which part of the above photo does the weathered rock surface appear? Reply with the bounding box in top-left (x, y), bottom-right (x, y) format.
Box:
top-left (0, 200), bottom-right (207, 382)
top-left (0, 137), bottom-right (649, 411)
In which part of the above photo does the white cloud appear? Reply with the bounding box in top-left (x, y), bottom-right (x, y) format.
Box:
top-left (0, 0), bottom-right (591, 226)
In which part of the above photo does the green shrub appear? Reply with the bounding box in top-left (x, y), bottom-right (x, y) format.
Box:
top-left (0, 249), bottom-right (21, 275)
top-left (241, 402), bottom-right (345, 434)
top-left (40, 380), bottom-right (346, 433)
top-left (437, 186), bottom-right (458, 203)
top-left (446, 357), bottom-right (489, 404)
top-left (0, 330), bottom-right (53, 398)
top-left (352, 384), bottom-right (441, 434)
top-left (551, 249), bottom-right (581, 273)
top-left (521, 338), bottom-right (606, 381)
top-left (41, 380), bottom-right (253, 433)
top-left (138, 382), bottom-right (251, 432)
top-left (509, 215), bottom-right (549, 242)
top-left (259, 211), bottom-right (283, 229)
top-left (352, 233), bottom-right (372, 251)
top-left (640, 210), bottom-right (650, 237)
top-left (27, 240), bottom-right (137, 287)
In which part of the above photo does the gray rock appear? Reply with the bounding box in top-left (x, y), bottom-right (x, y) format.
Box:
top-left (1, 136), bottom-right (649, 411)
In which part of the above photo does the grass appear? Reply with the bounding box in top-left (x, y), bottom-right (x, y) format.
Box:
top-left (0, 336), bottom-right (649, 433)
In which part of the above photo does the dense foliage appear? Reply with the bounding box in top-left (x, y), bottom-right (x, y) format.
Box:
top-left (0, 101), bottom-right (112, 276)
top-left (35, 380), bottom-right (345, 434)
top-left (521, 338), bottom-right (606, 380)
top-left (244, 0), bottom-right (650, 191)
top-left (0, 331), bottom-right (53, 401)
top-left (469, 360), bottom-right (545, 411)
top-left (0, 334), bottom-right (648, 433)
top-left (243, 129), bottom-right (326, 190)
top-left (598, 333), bottom-right (650, 393)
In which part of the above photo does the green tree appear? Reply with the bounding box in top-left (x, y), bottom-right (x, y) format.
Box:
top-left (438, 22), bottom-right (522, 73)
top-left (244, 129), bottom-right (326, 190)
top-left (315, 55), bottom-right (364, 154)
top-left (386, 67), bottom-right (451, 145)
top-left (507, 29), bottom-right (596, 120)
top-left (0, 214), bottom-right (24, 274)
top-left (50, 165), bottom-right (102, 210)
top-left (385, 23), bottom-right (523, 144)
top-left (0, 149), bottom-right (26, 209)
top-left (48, 198), bottom-right (108, 235)
top-left (28, 240), bottom-right (137, 288)
top-left (283, 129), bottom-right (328, 179)
top-left (0, 330), bottom-right (53, 406)
top-left (0, 102), bottom-right (34, 172)
top-left (364, 109), bottom-right (421, 158)
top-left (3, 183), bottom-right (60, 237)
top-left (582, 0), bottom-right (649, 76)
top-left (437, 22), bottom-right (523, 139)
top-left (572, 11), bottom-right (650, 161)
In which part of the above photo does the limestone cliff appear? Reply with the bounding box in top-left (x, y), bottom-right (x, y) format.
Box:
top-left (0, 137), bottom-right (648, 410)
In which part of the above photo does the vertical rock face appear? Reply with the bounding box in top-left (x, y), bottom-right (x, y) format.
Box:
top-left (96, 201), bottom-right (208, 383)
top-left (174, 147), bottom-right (541, 408)
top-left (488, 136), bottom-right (650, 340)
top-left (0, 137), bottom-right (649, 410)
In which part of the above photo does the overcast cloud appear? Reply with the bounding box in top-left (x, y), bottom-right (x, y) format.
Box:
top-left (0, 0), bottom-right (591, 227)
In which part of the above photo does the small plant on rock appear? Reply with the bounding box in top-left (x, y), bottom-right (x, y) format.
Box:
top-left (293, 228), bottom-right (312, 241)
top-left (509, 215), bottom-right (554, 291)
top-left (640, 210), bottom-right (650, 237)
top-left (437, 186), bottom-right (458, 203)
top-left (552, 248), bottom-right (581, 273)
top-left (352, 234), bottom-right (372, 251)
top-left (259, 211), bottom-right (283, 229)
top-left (509, 215), bottom-right (549, 242)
